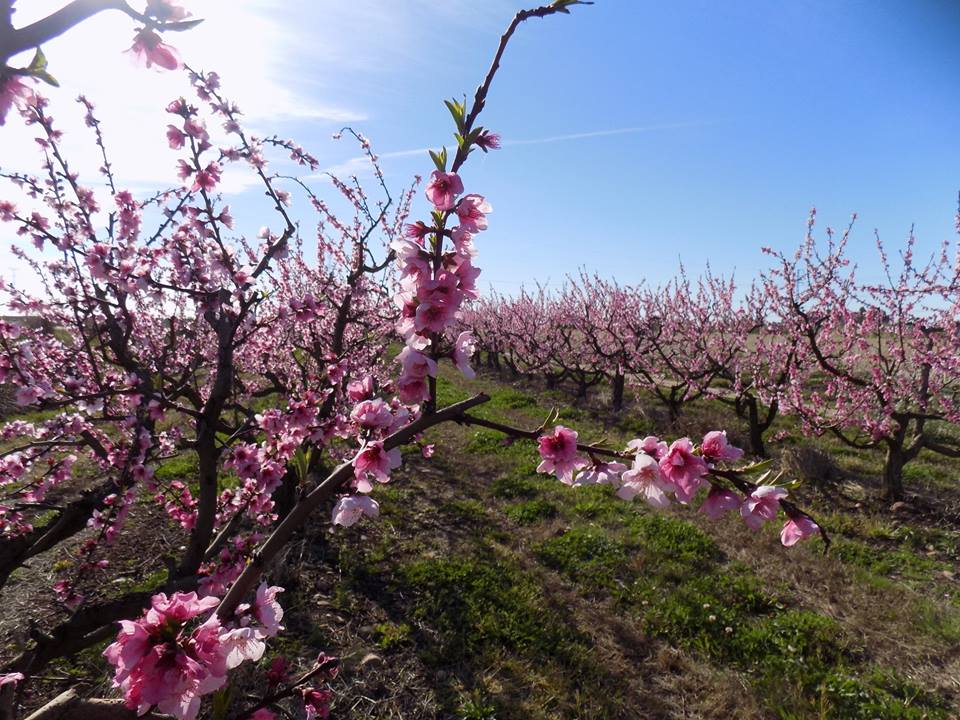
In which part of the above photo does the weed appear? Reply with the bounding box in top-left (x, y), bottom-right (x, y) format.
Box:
top-left (373, 621), bottom-right (412, 651)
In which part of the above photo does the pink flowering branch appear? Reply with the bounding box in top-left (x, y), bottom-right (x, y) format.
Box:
top-left (215, 393), bottom-right (491, 618)
top-left (227, 654), bottom-right (339, 720)
top-left (0, 1), bottom-right (199, 62)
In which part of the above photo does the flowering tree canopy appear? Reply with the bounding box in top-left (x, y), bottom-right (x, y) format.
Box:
top-left (0, 1), bottom-right (830, 718)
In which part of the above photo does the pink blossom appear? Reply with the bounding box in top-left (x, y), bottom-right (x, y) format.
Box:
top-left (253, 583), bottom-right (284, 636)
top-left (251, 710), bottom-right (276, 720)
top-left (701, 430), bottom-right (744, 462)
top-left (475, 130), bottom-right (501, 152)
top-left (14, 386), bottom-right (43, 406)
top-left (397, 374), bottom-right (430, 405)
top-left (618, 454), bottom-right (671, 507)
top-left (397, 346), bottom-right (438, 378)
top-left (424, 170), bottom-right (463, 211)
top-left (627, 436), bottom-right (668, 460)
top-left (740, 485), bottom-right (788, 531)
top-left (454, 258), bottom-right (481, 299)
top-left (404, 221), bottom-right (430, 242)
top-left (326, 361), bottom-right (346, 385)
top-left (149, 592), bottom-right (220, 626)
top-left (417, 271), bottom-right (462, 306)
top-left (0, 76), bottom-right (34, 126)
top-left (0, 673), bottom-right (24, 687)
top-left (573, 461), bottom-right (627, 487)
top-left (698, 486), bottom-right (742, 520)
top-left (455, 194), bottom-right (492, 233)
top-left (451, 226), bottom-right (477, 257)
top-left (303, 687), bottom-right (334, 720)
top-left (536, 425), bottom-right (588, 484)
top-left (353, 441), bottom-right (401, 488)
top-left (347, 375), bottom-right (374, 401)
top-left (217, 625), bottom-right (266, 671)
top-left (128, 29), bottom-right (181, 71)
top-left (658, 438), bottom-right (708, 504)
top-left (780, 516), bottom-right (820, 546)
top-left (192, 163), bottom-right (221, 192)
top-left (414, 299), bottom-right (458, 334)
top-left (103, 592), bottom-right (224, 720)
top-left (331, 495), bottom-right (380, 527)
top-left (350, 399), bottom-right (394, 430)
top-left (421, 444), bottom-right (435, 458)
top-left (452, 331), bottom-right (477, 379)
top-left (166, 124), bottom-right (186, 149)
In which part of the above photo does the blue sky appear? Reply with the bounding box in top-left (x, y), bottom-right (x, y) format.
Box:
top-left (4, 0), bottom-right (959, 293)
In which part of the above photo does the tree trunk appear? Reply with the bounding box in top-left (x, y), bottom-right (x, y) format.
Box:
top-left (883, 442), bottom-right (904, 501)
top-left (273, 470), bottom-right (298, 520)
top-left (611, 371), bottom-right (625, 411)
top-left (576, 377), bottom-right (588, 400)
top-left (745, 397), bottom-right (766, 458)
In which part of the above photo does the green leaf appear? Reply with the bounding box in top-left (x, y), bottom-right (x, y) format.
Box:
top-left (210, 685), bottom-right (234, 720)
top-left (738, 459), bottom-right (773, 475)
top-left (165, 18), bottom-right (205, 32)
top-left (444, 99), bottom-right (466, 132)
top-left (33, 70), bottom-right (59, 87)
top-left (27, 47), bottom-right (47, 74)
top-left (428, 147), bottom-right (448, 172)
top-left (24, 47), bottom-right (59, 86)
top-left (292, 447), bottom-right (312, 483)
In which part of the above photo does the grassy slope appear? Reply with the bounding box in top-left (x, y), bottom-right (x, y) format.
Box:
top-left (301, 365), bottom-right (960, 720)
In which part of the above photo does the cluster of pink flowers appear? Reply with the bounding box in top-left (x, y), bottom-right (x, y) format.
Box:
top-left (393, 168), bottom-right (486, 377)
top-left (0, 76), bottom-right (35, 126)
top-left (330, 147), bottom-right (499, 526)
top-left (536, 427), bottom-right (819, 546)
top-left (104, 586), bottom-right (283, 720)
top-left (329, 395), bottom-right (414, 527)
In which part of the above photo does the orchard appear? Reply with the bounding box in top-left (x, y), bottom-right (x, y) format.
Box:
top-left (0, 2), bottom-right (957, 719)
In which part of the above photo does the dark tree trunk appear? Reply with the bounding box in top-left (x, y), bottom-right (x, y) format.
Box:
top-left (745, 396), bottom-right (767, 458)
top-left (883, 442), bottom-right (905, 501)
top-left (576, 377), bottom-right (588, 399)
top-left (611, 371), bottom-right (625, 411)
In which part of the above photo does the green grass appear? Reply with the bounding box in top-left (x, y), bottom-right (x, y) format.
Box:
top-left (536, 526), bottom-right (633, 589)
top-left (398, 551), bottom-right (584, 661)
top-left (504, 498), bottom-right (558, 525)
top-left (490, 473), bottom-right (542, 500)
top-left (153, 453), bottom-right (199, 482)
top-left (830, 537), bottom-right (942, 579)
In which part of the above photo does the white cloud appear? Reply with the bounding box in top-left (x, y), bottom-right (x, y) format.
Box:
top-left (1, 0), bottom-right (366, 192)
top-left (312, 123), bottom-right (711, 179)
top-left (504, 122), bottom-right (715, 146)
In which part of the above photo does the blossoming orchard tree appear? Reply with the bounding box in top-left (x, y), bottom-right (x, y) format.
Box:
top-left (763, 211), bottom-right (960, 500)
top-left (464, 271), bottom-right (791, 457)
top-left (0, 1), bottom-right (825, 718)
